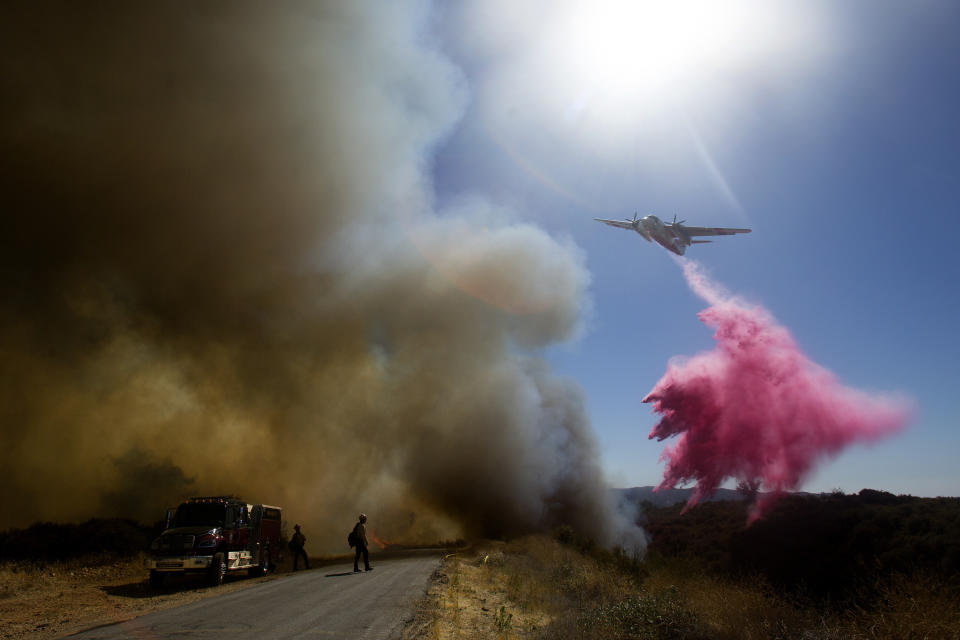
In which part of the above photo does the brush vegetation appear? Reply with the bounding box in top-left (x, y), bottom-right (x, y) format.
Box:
top-left (0, 518), bottom-right (163, 562)
top-left (643, 490), bottom-right (960, 601)
top-left (0, 518), bottom-right (161, 562)
top-left (420, 492), bottom-right (960, 639)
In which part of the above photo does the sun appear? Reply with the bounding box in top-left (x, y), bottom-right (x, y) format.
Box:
top-left (570, 1), bottom-right (753, 96)
top-left (493, 0), bottom-right (822, 143)
top-left (470, 0), bottom-right (831, 200)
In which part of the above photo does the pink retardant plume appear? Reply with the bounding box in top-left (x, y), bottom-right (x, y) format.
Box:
top-left (644, 260), bottom-right (911, 522)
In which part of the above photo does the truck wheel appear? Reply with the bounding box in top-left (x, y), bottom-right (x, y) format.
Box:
top-left (209, 552), bottom-right (226, 586)
top-left (149, 570), bottom-right (165, 588)
top-left (263, 542), bottom-right (272, 575)
top-left (249, 543), bottom-right (271, 577)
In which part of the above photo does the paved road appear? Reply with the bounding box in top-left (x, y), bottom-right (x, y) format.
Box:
top-left (70, 553), bottom-right (442, 640)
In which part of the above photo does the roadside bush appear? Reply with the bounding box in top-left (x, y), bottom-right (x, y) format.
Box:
top-left (579, 587), bottom-right (710, 640)
top-left (0, 518), bottom-right (157, 561)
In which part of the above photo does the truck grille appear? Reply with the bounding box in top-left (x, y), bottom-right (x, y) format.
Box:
top-left (159, 534), bottom-right (195, 550)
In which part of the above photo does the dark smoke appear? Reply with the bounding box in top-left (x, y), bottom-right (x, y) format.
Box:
top-left (100, 449), bottom-right (196, 523)
top-left (0, 1), bottom-right (642, 552)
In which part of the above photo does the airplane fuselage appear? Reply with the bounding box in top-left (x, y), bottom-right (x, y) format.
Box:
top-left (636, 215), bottom-right (689, 255)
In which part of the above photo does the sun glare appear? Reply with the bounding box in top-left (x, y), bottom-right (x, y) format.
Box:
top-left (568, 1), bottom-right (752, 96)
top-left (510, 0), bottom-right (824, 140)
top-left (474, 0), bottom-right (831, 198)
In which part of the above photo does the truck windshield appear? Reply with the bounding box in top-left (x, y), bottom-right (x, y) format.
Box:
top-left (172, 503), bottom-right (225, 527)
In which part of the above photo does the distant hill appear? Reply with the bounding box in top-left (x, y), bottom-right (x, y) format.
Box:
top-left (613, 485), bottom-right (746, 508)
top-left (612, 485), bottom-right (817, 508)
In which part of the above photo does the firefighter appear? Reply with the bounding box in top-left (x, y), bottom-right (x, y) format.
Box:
top-left (289, 523), bottom-right (309, 570)
top-left (353, 513), bottom-right (372, 572)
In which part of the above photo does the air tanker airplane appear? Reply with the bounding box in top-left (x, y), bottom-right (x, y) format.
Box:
top-left (595, 213), bottom-right (751, 255)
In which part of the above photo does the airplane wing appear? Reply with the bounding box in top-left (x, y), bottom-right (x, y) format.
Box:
top-left (680, 226), bottom-right (751, 237)
top-left (594, 218), bottom-right (635, 230)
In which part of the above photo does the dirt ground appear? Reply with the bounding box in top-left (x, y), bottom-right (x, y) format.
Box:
top-left (0, 553), bottom-right (326, 640)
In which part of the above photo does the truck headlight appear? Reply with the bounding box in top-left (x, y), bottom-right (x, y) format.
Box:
top-left (151, 539), bottom-right (160, 551)
top-left (197, 534), bottom-right (217, 548)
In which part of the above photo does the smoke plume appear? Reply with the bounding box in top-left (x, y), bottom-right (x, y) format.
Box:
top-left (0, 1), bottom-right (641, 552)
top-left (644, 261), bottom-right (911, 520)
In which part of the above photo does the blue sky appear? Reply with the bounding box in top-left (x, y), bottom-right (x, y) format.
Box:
top-left (430, 1), bottom-right (960, 496)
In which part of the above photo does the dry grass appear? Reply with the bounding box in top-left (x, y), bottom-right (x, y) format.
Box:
top-left (403, 544), bottom-right (551, 640)
top-left (639, 562), bottom-right (827, 640)
top-left (404, 535), bottom-right (960, 640)
top-left (835, 572), bottom-right (960, 640)
top-left (0, 552), bottom-right (149, 602)
top-left (655, 567), bottom-right (960, 640)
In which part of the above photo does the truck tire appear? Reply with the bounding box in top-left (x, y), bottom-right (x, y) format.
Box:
top-left (149, 570), bottom-right (165, 588)
top-left (263, 542), bottom-right (273, 575)
top-left (209, 552), bottom-right (226, 586)
top-left (247, 548), bottom-right (261, 577)
top-left (249, 543), bottom-right (271, 577)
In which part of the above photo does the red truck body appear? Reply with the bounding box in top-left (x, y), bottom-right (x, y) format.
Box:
top-left (147, 496), bottom-right (282, 587)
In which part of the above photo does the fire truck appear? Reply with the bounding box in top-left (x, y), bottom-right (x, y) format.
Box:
top-left (147, 496), bottom-right (282, 587)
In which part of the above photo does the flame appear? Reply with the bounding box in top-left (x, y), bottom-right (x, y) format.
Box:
top-left (369, 532), bottom-right (390, 550)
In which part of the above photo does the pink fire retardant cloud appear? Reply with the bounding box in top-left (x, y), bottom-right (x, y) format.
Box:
top-left (643, 260), bottom-right (911, 521)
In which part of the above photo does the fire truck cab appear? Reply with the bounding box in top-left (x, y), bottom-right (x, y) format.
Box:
top-left (147, 496), bottom-right (282, 587)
